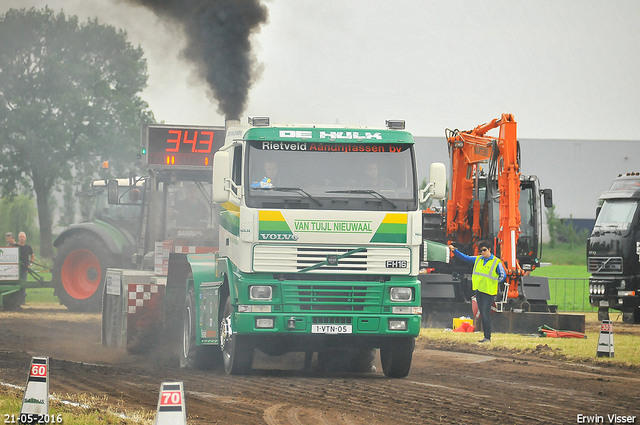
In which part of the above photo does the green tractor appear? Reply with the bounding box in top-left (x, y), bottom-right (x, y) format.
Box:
top-left (51, 178), bottom-right (144, 311)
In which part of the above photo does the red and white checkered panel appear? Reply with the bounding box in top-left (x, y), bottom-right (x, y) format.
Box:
top-left (128, 284), bottom-right (161, 314)
top-left (173, 246), bottom-right (217, 254)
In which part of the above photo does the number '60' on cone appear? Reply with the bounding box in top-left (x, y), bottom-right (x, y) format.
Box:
top-left (20, 356), bottom-right (49, 416)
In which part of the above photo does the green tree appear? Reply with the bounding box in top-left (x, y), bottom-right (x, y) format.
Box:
top-left (545, 206), bottom-right (589, 249)
top-left (58, 181), bottom-right (76, 228)
top-left (0, 195), bottom-right (38, 246)
top-left (0, 7), bottom-right (154, 257)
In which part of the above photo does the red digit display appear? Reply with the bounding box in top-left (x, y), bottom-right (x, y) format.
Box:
top-left (166, 130), bottom-right (181, 152)
top-left (183, 131), bottom-right (198, 152)
top-left (198, 131), bottom-right (214, 153)
top-left (143, 125), bottom-right (225, 168)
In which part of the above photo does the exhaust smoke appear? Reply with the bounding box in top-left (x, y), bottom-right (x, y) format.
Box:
top-left (125, 0), bottom-right (269, 120)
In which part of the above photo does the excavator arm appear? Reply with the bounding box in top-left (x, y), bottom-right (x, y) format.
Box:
top-left (446, 113), bottom-right (523, 299)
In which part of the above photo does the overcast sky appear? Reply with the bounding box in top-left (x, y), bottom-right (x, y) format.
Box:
top-left (3, 0), bottom-right (639, 140)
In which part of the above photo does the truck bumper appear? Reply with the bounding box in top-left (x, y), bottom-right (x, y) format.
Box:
top-left (222, 312), bottom-right (419, 353)
top-left (589, 277), bottom-right (639, 309)
top-left (233, 312), bottom-right (421, 338)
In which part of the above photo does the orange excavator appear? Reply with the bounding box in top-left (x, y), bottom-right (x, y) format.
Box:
top-left (419, 115), bottom-right (589, 334)
top-left (420, 113), bottom-right (554, 315)
top-left (446, 113), bottom-right (524, 302)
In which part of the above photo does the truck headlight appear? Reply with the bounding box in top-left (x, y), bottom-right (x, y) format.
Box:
top-left (250, 285), bottom-right (272, 300)
top-left (255, 318), bottom-right (274, 329)
top-left (390, 287), bottom-right (413, 302)
top-left (388, 319), bottom-right (408, 330)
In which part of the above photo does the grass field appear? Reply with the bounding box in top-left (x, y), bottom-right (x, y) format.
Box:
top-left (539, 242), bottom-right (587, 266)
top-left (25, 287), bottom-right (58, 304)
top-left (534, 242), bottom-right (592, 311)
top-left (0, 385), bottom-right (152, 425)
top-left (419, 312), bottom-right (639, 367)
top-left (530, 265), bottom-right (594, 312)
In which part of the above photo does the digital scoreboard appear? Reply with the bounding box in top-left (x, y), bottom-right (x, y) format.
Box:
top-left (141, 124), bottom-right (226, 169)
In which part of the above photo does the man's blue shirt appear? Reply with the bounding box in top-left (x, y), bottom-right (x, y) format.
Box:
top-left (453, 250), bottom-right (506, 283)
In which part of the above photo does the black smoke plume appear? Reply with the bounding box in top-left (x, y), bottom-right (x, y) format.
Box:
top-left (126, 0), bottom-right (269, 120)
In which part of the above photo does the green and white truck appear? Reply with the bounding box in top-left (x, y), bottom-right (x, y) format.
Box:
top-left (103, 117), bottom-right (445, 378)
top-left (188, 117), bottom-right (445, 377)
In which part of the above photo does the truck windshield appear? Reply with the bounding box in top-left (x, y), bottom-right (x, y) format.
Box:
top-left (94, 185), bottom-right (143, 237)
top-left (595, 200), bottom-right (638, 229)
top-left (244, 140), bottom-right (417, 211)
top-left (164, 180), bottom-right (219, 243)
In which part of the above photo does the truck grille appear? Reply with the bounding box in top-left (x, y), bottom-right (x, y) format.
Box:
top-left (253, 245), bottom-right (411, 274)
top-left (313, 317), bottom-right (352, 324)
top-left (588, 257), bottom-right (623, 274)
top-left (282, 282), bottom-right (383, 313)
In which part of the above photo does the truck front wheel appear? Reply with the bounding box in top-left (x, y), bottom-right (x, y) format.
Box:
top-left (220, 296), bottom-right (253, 375)
top-left (180, 286), bottom-right (220, 369)
top-left (622, 307), bottom-right (640, 324)
top-left (52, 233), bottom-right (118, 311)
top-left (380, 337), bottom-right (415, 378)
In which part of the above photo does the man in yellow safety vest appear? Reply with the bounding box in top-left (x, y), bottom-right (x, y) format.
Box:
top-left (448, 240), bottom-right (505, 343)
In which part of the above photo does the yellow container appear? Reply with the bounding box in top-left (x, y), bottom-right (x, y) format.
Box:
top-left (453, 318), bottom-right (473, 330)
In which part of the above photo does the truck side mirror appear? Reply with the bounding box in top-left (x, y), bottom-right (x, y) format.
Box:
top-left (542, 189), bottom-right (553, 208)
top-left (213, 150), bottom-right (231, 203)
top-left (419, 162), bottom-right (447, 203)
top-left (595, 206), bottom-right (601, 219)
top-left (107, 180), bottom-right (119, 204)
top-left (430, 162), bottom-right (447, 199)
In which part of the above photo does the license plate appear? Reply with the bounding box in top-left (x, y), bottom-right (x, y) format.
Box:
top-left (599, 300), bottom-right (610, 307)
top-left (311, 324), bottom-right (352, 334)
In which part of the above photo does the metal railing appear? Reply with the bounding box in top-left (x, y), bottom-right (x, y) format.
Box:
top-left (546, 277), bottom-right (596, 312)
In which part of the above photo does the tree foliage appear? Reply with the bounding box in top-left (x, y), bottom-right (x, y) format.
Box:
top-left (0, 195), bottom-right (38, 247)
top-left (545, 206), bottom-right (589, 249)
top-left (0, 7), bottom-right (154, 257)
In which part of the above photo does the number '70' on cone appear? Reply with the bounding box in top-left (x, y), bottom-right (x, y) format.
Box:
top-left (154, 381), bottom-right (187, 425)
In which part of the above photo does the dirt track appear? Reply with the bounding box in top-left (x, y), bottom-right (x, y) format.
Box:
top-left (1, 306), bottom-right (639, 424)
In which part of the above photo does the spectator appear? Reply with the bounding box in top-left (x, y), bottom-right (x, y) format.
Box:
top-left (17, 232), bottom-right (35, 280)
top-left (5, 232), bottom-right (17, 247)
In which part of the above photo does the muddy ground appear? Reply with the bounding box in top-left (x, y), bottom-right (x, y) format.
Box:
top-left (1, 305), bottom-right (639, 424)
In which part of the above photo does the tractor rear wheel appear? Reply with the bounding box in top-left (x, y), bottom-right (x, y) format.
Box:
top-left (52, 233), bottom-right (118, 312)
